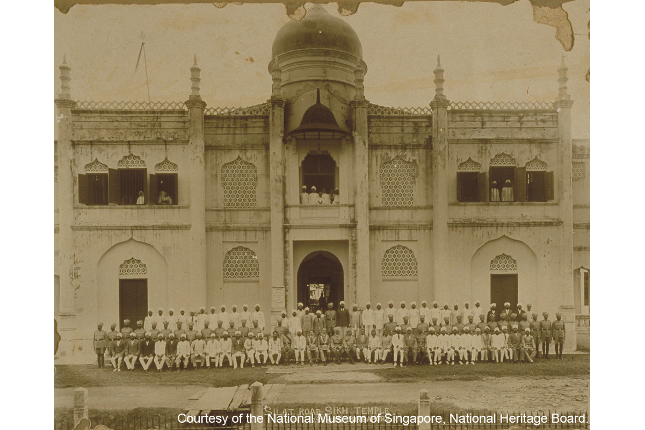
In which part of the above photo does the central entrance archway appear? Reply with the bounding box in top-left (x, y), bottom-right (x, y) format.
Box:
top-left (297, 252), bottom-right (344, 313)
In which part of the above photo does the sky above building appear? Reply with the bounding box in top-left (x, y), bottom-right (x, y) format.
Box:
top-left (54, 1), bottom-right (589, 138)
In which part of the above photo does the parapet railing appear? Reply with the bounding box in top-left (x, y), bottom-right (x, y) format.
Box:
top-left (447, 101), bottom-right (556, 110)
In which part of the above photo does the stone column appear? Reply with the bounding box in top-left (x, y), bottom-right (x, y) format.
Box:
top-left (73, 387), bottom-right (88, 426)
top-left (417, 389), bottom-right (431, 430)
top-left (250, 381), bottom-right (264, 430)
top-left (55, 56), bottom-right (77, 317)
top-left (431, 56), bottom-right (450, 305)
top-left (555, 57), bottom-right (576, 351)
top-left (351, 63), bottom-right (371, 307)
top-left (185, 56), bottom-right (207, 308)
top-left (269, 60), bottom-right (286, 324)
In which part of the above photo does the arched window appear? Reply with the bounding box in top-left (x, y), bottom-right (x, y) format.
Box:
top-left (490, 253), bottom-right (517, 271)
top-left (301, 152), bottom-right (337, 196)
top-left (525, 156), bottom-right (551, 202)
top-left (457, 157), bottom-right (482, 202)
top-left (151, 157), bottom-right (179, 205)
top-left (380, 155), bottom-right (417, 207)
top-left (221, 157), bottom-right (257, 208)
top-left (382, 245), bottom-right (418, 278)
top-left (116, 153), bottom-right (147, 205)
top-left (78, 158), bottom-right (109, 205)
top-left (223, 246), bottom-right (259, 279)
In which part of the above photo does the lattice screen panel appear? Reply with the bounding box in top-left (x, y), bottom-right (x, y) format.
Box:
top-left (223, 246), bottom-right (259, 279)
top-left (382, 245), bottom-right (418, 277)
top-left (490, 254), bottom-right (517, 271)
top-left (525, 157), bottom-right (547, 171)
top-left (119, 258), bottom-right (147, 276)
top-left (221, 157), bottom-right (257, 208)
top-left (458, 158), bottom-right (482, 172)
top-left (84, 158), bottom-right (109, 173)
top-left (490, 153), bottom-right (517, 167)
top-left (380, 156), bottom-right (417, 207)
top-left (573, 162), bottom-right (585, 180)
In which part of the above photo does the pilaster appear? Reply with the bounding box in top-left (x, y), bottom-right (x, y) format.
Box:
top-left (269, 96), bottom-right (286, 324)
top-left (186, 56), bottom-right (207, 308)
top-left (55, 57), bottom-right (77, 317)
top-left (555, 57), bottom-right (576, 351)
top-left (351, 62), bottom-right (370, 307)
top-left (431, 56), bottom-right (450, 305)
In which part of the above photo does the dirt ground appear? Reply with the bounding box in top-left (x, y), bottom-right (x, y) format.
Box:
top-left (55, 377), bottom-right (590, 412)
top-left (55, 356), bottom-right (590, 414)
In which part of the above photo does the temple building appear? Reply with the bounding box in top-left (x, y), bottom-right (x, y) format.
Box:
top-left (54, 6), bottom-right (589, 361)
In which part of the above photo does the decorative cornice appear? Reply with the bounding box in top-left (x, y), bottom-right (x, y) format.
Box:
top-left (448, 139), bottom-right (557, 145)
top-left (71, 223), bottom-right (191, 231)
top-left (448, 219), bottom-right (563, 227)
top-left (368, 144), bottom-right (430, 150)
top-left (55, 99), bottom-right (77, 109)
top-left (430, 99), bottom-right (449, 109)
top-left (369, 223), bottom-right (432, 231)
top-left (554, 100), bottom-right (574, 109)
top-left (206, 224), bottom-right (270, 232)
top-left (370, 205), bottom-right (433, 211)
top-left (269, 99), bottom-right (286, 109)
top-left (185, 98), bottom-right (206, 110)
top-left (284, 223), bottom-right (357, 230)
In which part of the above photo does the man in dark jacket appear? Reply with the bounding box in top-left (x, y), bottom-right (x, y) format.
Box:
top-left (109, 332), bottom-right (126, 371)
top-left (139, 333), bottom-right (155, 371)
top-left (124, 332), bottom-right (141, 371)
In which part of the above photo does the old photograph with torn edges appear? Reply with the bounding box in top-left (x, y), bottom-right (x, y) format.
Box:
top-left (54, 0), bottom-right (590, 429)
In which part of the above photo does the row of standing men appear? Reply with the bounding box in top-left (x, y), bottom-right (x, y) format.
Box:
top-left (93, 301), bottom-right (565, 369)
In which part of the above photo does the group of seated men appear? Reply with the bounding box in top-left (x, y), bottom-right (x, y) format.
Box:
top-left (92, 300), bottom-right (566, 370)
top-left (300, 186), bottom-right (340, 205)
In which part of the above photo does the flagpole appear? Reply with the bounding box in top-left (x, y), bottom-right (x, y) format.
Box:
top-left (142, 42), bottom-right (151, 103)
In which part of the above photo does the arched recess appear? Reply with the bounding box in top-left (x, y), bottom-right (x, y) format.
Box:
top-left (97, 239), bottom-right (168, 328)
top-left (297, 251), bottom-right (345, 313)
top-left (470, 235), bottom-right (537, 311)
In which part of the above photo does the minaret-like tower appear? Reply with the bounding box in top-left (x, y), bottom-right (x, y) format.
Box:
top-left (351, 61), bottom-right (371, 306)
top-left (55, 56), bottom-right (76, 317)
top-left (185, 55), bottom-right (207, 307)
top-left (55, 56), bottom-right (78, 357)
top-left (554, 56), bottom-right (576, 351)
top-left (268, 54), bottom-right (287, 325)
top-left (431, 55), bottom-right (450, 304)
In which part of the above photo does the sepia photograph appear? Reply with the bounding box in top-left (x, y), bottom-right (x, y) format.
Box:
top-left (52, 0), bottom-right (591, 428)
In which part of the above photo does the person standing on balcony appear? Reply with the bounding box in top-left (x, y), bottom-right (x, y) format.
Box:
top-left (320, 188), bottom-right (331, 204)
top-left (490, 181), bottom-right (500, 202)
top-left (308, 186), bottom-right (319, 204)
top-left (300, 186), bottom-right (309, 204)
top-left (501, 179), bottom-right (514, 201)
top-left (331, 188), bottom-right (340, 204)
top-left (136, 190), bottom-right (145, 205)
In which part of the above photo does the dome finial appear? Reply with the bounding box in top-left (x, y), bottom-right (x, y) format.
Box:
top-left (433, 54), bottom-right (446, 101)
top-left (557, 55), bottom-right (569, 101)
top-left (193, 54), bottom-right (198, 66)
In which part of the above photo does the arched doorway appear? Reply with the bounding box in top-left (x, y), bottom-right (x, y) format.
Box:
top-left (297, 252), bottom-right (344, 313)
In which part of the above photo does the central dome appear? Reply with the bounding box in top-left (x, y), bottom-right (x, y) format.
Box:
top-left (272, 6), bottom-right (363, 59)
